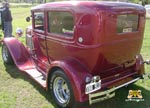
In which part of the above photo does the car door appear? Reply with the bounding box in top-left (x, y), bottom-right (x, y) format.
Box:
top-left (32, 11), bottom-right (49, 72)
top-left (45, 11), bottom-right (75, 61)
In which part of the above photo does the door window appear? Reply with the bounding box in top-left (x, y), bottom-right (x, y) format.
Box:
top-left (34, 12), bottom-right (44, 31)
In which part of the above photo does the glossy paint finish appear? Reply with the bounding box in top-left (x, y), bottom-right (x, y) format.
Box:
top-left (4, 1), bottom-right (146, 104)
top-left (32, 1), bottom-right (146, 75)
top-left (3, 37), bottom-right (35, 70)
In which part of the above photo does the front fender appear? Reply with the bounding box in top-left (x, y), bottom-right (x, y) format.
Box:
top-left (3, 37), bottom-right (34, 70)
top-left (47, 58), bottom-right (92, 103)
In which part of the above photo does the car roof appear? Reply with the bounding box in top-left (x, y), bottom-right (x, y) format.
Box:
top-left (32, 1), bottom-right (143, 11)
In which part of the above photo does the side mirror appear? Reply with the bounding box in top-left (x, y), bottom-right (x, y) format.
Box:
top-left (26, 17), bottom-right (31, 22)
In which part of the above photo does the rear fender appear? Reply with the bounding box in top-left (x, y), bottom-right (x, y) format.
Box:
top-left (3, 37), bottom-right (33, 70)
top-left (47, 58), bottom-right (92, 103)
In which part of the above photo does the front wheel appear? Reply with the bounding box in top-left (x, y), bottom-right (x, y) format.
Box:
top-left (49, 69), bottom-right (75, 108)
top-left (2, 44), bottom-right (13, 64)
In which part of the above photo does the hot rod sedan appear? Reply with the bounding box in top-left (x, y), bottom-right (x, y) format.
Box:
top-left (1, 1), bottom-right (149, 108)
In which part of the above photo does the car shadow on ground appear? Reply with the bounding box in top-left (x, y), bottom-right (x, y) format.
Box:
top-left (4, 64), bottom-right (150, 108)
top-left (4, 64), bottom-right (57, 108)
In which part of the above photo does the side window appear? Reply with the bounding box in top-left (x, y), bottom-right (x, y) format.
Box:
top-left (34, 12), bottom-right (44, 31)
top-left (48, 11), bottom-right (74, 37)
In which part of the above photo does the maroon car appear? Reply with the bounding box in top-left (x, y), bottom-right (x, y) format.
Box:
top-left (1, 1), bottom-right (149, 108)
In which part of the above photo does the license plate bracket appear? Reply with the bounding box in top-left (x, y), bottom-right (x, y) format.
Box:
top-left (85, 80), bottom-right (101, 94)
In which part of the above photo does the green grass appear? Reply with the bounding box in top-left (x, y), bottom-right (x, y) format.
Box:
top-left (0, 7), bottom-right (150, 108)
top-left (11, 7), bottom-right (31, 43)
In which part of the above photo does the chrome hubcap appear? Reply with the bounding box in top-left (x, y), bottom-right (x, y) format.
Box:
top-left (53, 77), bottom-right (70, 104)
top-left (2, 45), bottom-right (8, 62)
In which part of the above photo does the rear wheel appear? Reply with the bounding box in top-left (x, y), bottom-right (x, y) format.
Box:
top-left (2, 44), bottom-right (13, 64)
top-left (49, 69), bottom-right (75, 108)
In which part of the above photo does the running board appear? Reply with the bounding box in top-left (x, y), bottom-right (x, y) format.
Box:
top-left (25, 69), bottom-right (46, 88)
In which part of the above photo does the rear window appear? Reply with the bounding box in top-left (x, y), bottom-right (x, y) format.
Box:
top-left (117, 14), bottom-right (139, 33)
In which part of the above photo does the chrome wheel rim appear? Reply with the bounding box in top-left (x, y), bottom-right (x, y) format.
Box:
top-left (53, 77), bottom-right (70, 104)
top-left (2, 45), bottom-right (8, 62)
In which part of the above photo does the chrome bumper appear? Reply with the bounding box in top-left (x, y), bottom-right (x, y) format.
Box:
top-left (89, 77), bottom-right (141, 105)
